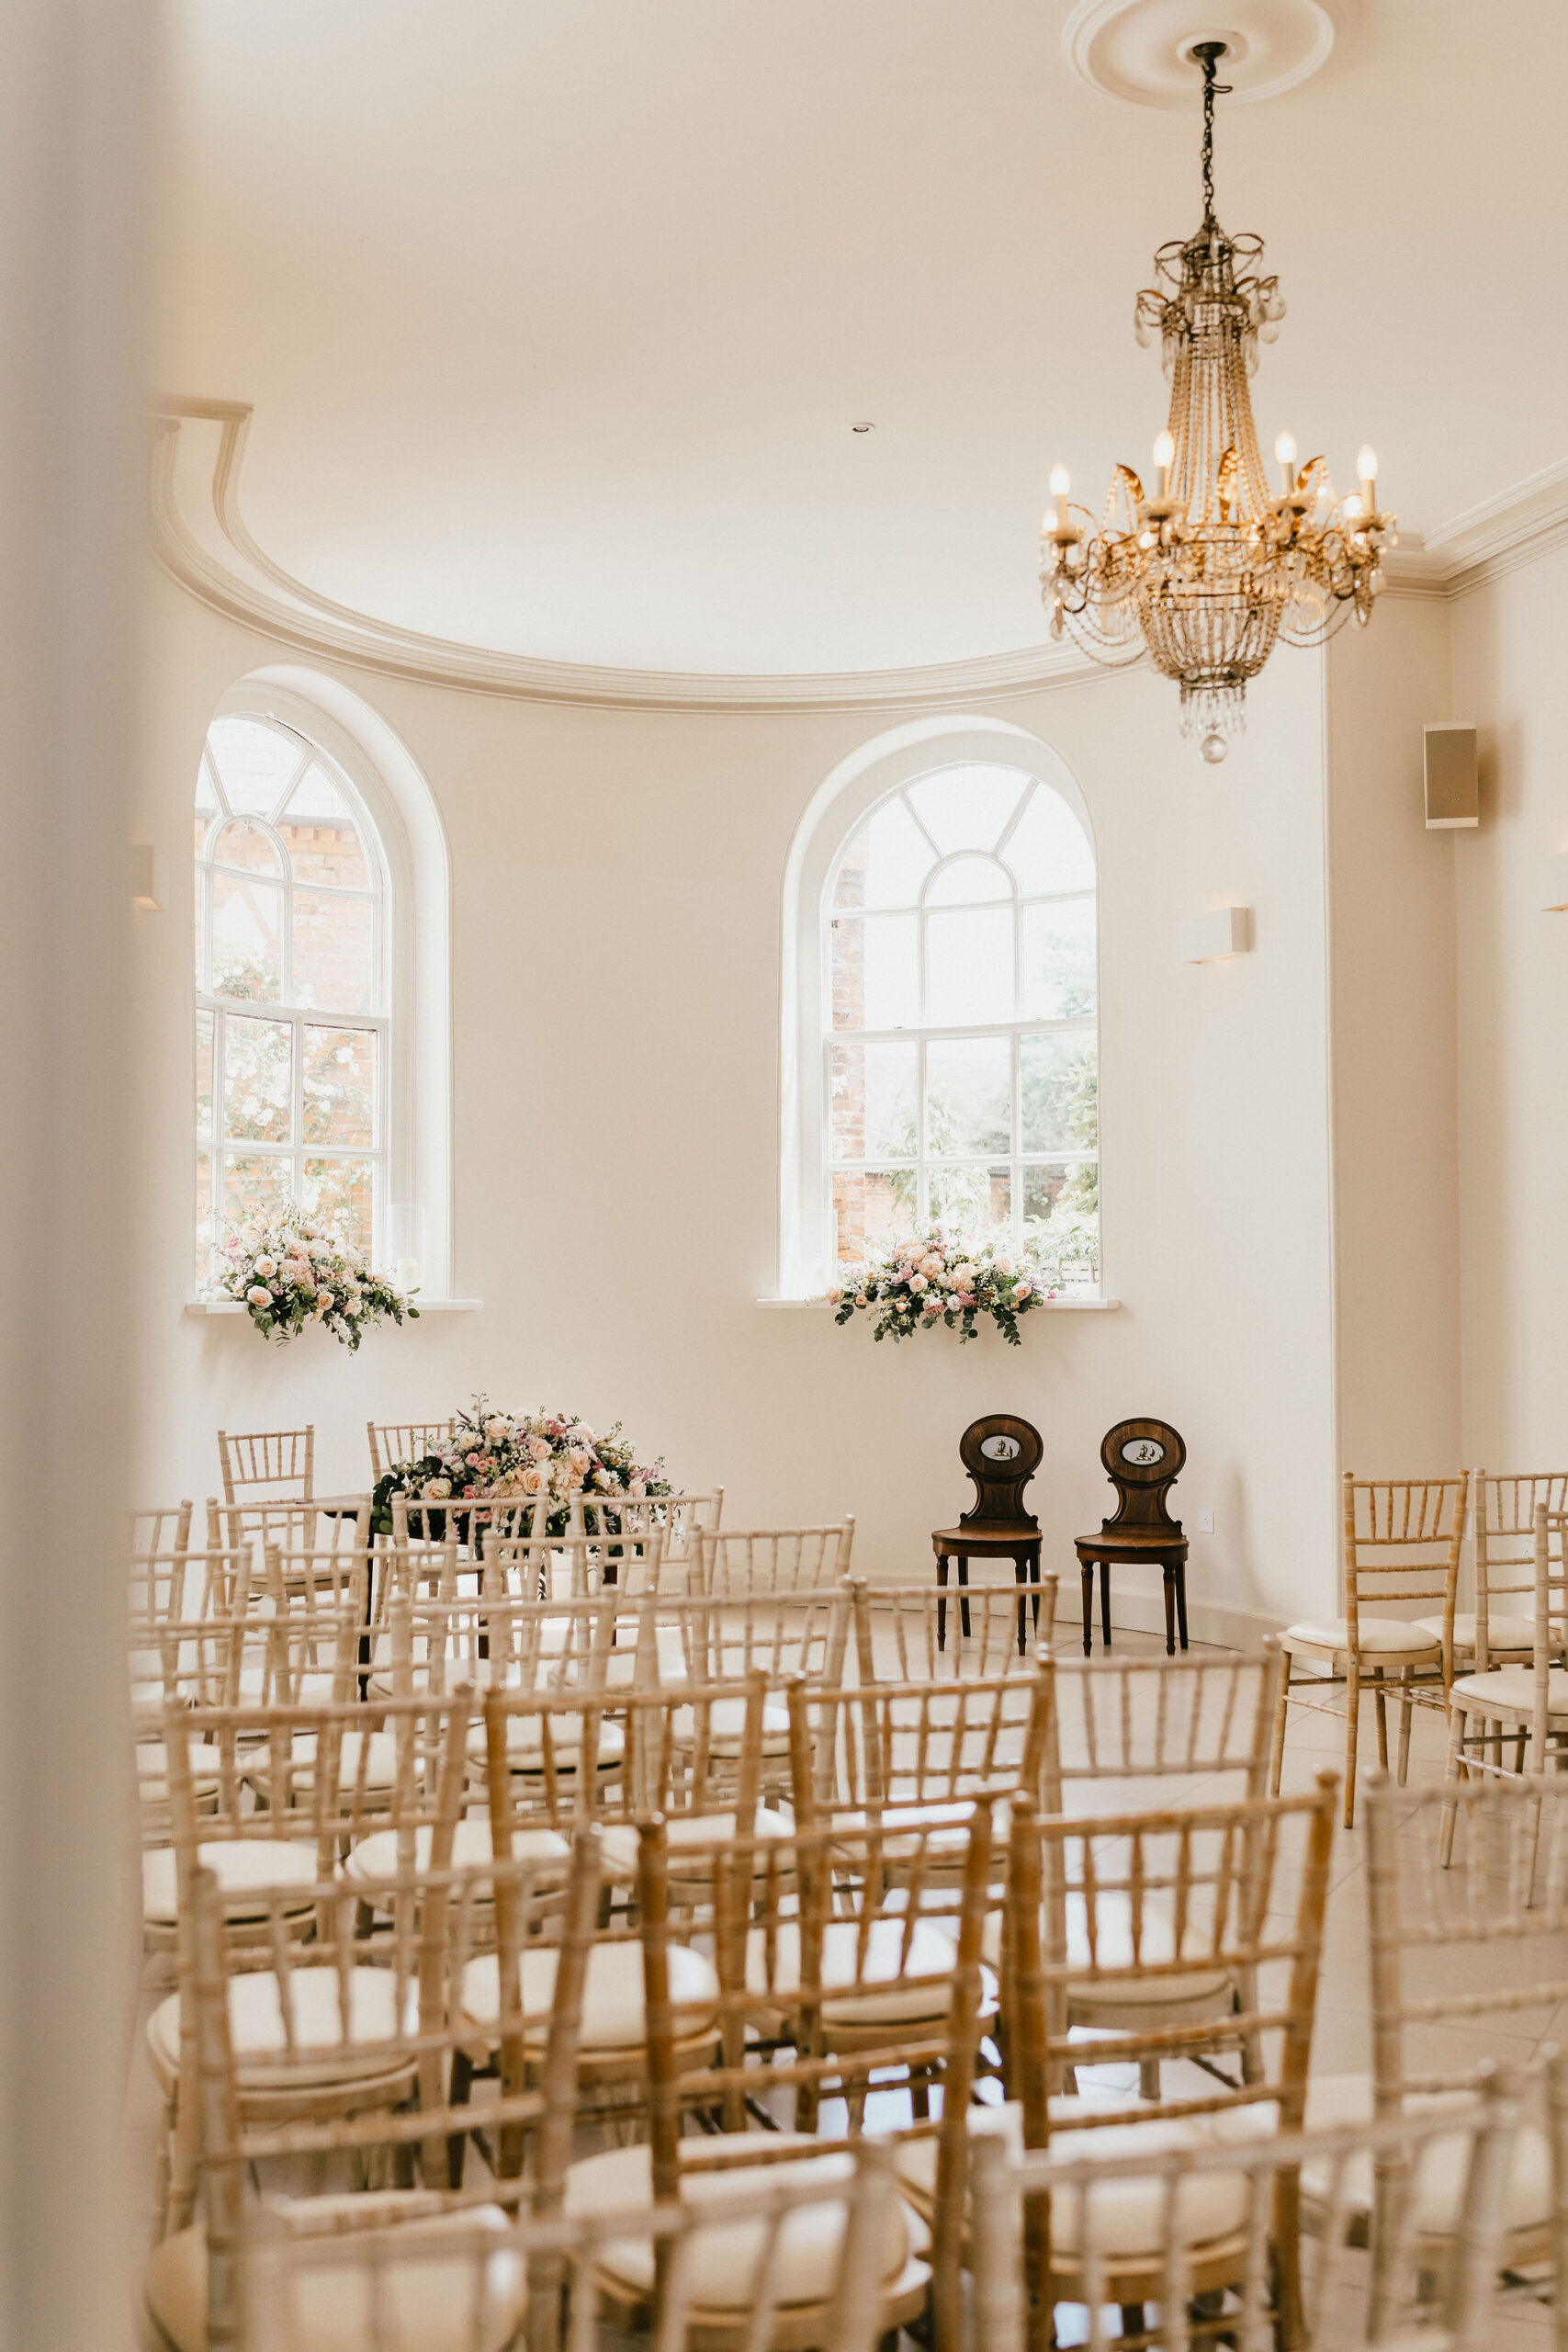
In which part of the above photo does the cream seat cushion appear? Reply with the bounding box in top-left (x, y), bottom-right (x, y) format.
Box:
top-left (1303, 2073), bottom-right (1550, 2233)
top-left (1282, 1618), bottom-right (1440, 1658)
top-left (979, 1892), bottom-right (1234, 2008)
top-left (146, 1966), bottom-right (419, 2092)
top-left (598, 1806), bottom-right (794, 1883)
top-left (744, 1917), bottom-right (992, 2027)
top-left (1448, 1664), bottom-right (1568, 1715)
top-left (671, 1697), bottom-right (792, 1755)
top-left (267, 1731), bottom-right (400, 1791)
top-left (463, 1714), bottom-right (625, 1770)
top-left (238, 1667), bottom-right (341, 1706)
top-left (135, 1741), bottom-right (226, 1801)
top-left (1416, 1611), bottom-right (1536, 1656)
top-left (143, 2206), bottom-right (521, 2352)
top-left (343, 1819), bottom-right (571, 1891)
top-left (460, 1938), bottom-right (719, 2051)
top-left (142, 1839), bottom-right (321, 1926)
top-left (563, 2137), bottom-right (910, 2308)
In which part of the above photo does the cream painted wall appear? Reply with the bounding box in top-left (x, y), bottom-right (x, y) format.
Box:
top-left (1450, 543), bottom-right (1568, 1467)
top-left (1325, 598), bottom-right (1463, 1482)
top-left (138, 569), bottom-right (1348, 1640)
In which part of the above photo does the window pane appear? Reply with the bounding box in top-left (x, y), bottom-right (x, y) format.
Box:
top-left (221, 1150), bottom-right (293, 1238)
top-left (925, 854), bottom-right (1011, 907)
top-left (831, 1168), bottom-right (917, 1269)
top-left (833, 795), bottom-right (934, 911)
top-left (292, 890), bottom-right (376, 1014)
top-left (1002, 784), bottom-right (1096, 897)
top-left (928, 1162), bottom-right (1010, 1243)
top-left (195, 752), bottom-right (220, 818)
top-left (210, 820), bottom-right (283, 876)
top-left (193, 864), bottom-right (206, 989)
top-left (1021, 899), bottom-right (1096, 1019)
top-left (302, 1159), bottom-right (373, 1258)
top-left (925, 907), bottom-right (1012, 1026)
top-left (927, 1035), bottom-right (1011, 1157)
top-left (1023, 1162), bottom-right (1100, 1275)
top-left (280, 764), bottom-right (369, 888)
top-left (1021, 1035), bottom-right (1098, 1153)
top-left (829, 1040), bottom-right (916, 1162)
top-left (303, 1026), bottom-right (376, 1148)
top-left (206, 718), bottom-right (304, 818)
top-left (223, 1015), bottom-right (292, 1143)
top-left (211, 872), bottom-right (283, 1001)
top-left (906, 766), bottom-right (1029, 856)
top-left (195, 1010), bottom-right (214, 1140)
top-left (831, 913), bottom-right (918, 1033)
top-left (195, 1149), bottom-right (215, 1289)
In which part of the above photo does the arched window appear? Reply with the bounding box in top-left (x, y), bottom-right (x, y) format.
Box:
top-left (824, 761), bottom-right (1099, 1283)
top-left (194, 713), bottom-right (389, 1286)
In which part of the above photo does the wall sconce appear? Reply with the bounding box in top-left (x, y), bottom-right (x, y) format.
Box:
top-left (1179, 905), bottom-right (1254, 963)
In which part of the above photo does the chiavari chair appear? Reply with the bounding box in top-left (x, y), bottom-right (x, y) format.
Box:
top-left (366, 1417), bottom-right (456, 1483)
top-left (841, 1574), bottom-right (1060, 1682)
top-left (967, 2062), bottom-right (1523, 2352)
top-left (1454, 1470), bottom-right (1568, 1671)
top-left (244, 2133), bottom-right (900, 2352)
top-left (1305, 1770), bottom-right (1568, 2304)
top-left (995, 1772), bottom-right (1339, 2340)
top-left (559, 1806), bottom-right (996, 2350)
top-left (134, 1500), bottom-right (196, 1558)
top-left (1441, 1503), bottom-right (1568, 1826)
top-left (692, 1521), bottom-right (857, 1600)
top-left (572, 1487), bottom-right (725, 1590)
top-left (1272, 1473), bottom-right (1469, 1826)
top-left (143, 1823), bottom-right (603, 2350)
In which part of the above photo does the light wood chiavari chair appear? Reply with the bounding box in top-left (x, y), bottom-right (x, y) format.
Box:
top-left (1307, 1769), bottom-right (1568, 2302)
top-left (1456, 1469), bottom-right (1568, 1670)
top-left (219, 1424), bottom-right (316, 1505)
top-left (366, 1417), bottom-right (456, 1482)
top-left (1441, 1503), bottom-right (1568, 1819)
top-left (572, 1487), bottom-right (725, 1589)
top-left (143, 1824), bottom-right (603, 2350)
top-left (998, 1772), bottom-right (1339, 2339)
top-left (693, 1521), bottom-right (856, 1599)
top-left (967, 2062), bottom-right (1523, 2352)
top-left (134, 1500), bottom-right (196, 1557)
top-left (843, 1573), bottom-right (1060, 1680)
top-left (563, 1806), bottom-right (997, 2351)
top-left (1271, 1472), bottom-right (1469, 1826)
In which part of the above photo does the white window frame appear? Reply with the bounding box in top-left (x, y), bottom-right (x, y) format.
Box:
top-left (196, 718), bottom-right (389, 1284)
top-left (777, 717), bottom-right (1100, 1301)
top-left (194, 671), bottom-right (455, 1298)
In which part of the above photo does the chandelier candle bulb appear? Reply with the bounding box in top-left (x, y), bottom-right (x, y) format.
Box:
top-left (1275, 430), bottom-right (1297, 495)
top-left (1358, 444), bottom-right (1379, 508)
top-left (1153, 429), bottom-right (1174, 500)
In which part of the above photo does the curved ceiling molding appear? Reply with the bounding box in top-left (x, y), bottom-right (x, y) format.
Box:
top-left (1063, 0), bottom-right (1351, 109)
top-left (149, 398), bottom-right (1104, 715)
top-left (151, 399), bottom-right (1563, 706)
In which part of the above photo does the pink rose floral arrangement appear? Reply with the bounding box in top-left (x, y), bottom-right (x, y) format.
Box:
top-left (371, 1395), bottom-right (670, 1539)
top-left (218, 1208), bottom-right (417, 1351)
top-left (827, 1229), bottom-right (1055, 1346)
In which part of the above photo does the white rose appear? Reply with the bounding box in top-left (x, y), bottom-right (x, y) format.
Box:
top-left (483, 1418), bottom-right (511, 1442)
top-left (593, 1468), bottom-right (614, 1489)
top-left (994, 1255), bottom-right (1014, 1276)
top-left (920, 1254), bottom-right (944, 1278)
top-left (253, 1255), bottom-right (276, 1279)
top-left (1012, 1280), bottom-right (1032, 1303)
top-left (953, 1263), bottom-right (976, 1290)
top-left (908, 1272), bottom-right (928, 1294)
top-left (245, 1284), bottom-right (271, 1307)
top-left (423, 1477), bottom-right (451, 1500)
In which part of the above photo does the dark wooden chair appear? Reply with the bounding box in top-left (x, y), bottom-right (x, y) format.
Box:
top-left (1074, 1417), bottom-right (1189, 1656)
top-left (931, 1414), bottom-right (1043, 1657)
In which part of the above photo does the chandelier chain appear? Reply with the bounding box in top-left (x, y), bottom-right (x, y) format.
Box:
top-left (1194, 41), bottom-right (1231, 224)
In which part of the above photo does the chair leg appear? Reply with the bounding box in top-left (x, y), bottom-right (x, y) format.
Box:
top-left (1396, 1665), bottom-right (1416, 1786)
top-left (1269, 1661), bottom-right (1291, 1798)
top-left (1439, 1702), bottom-right (1468, 1866)
top-left (1345, 1661), bottom-right (1361, 1829)
top-left (1138, 2058), bottom-right (1160, 2099)
top-left (1373, 1674), bottom-right (1389, 1770)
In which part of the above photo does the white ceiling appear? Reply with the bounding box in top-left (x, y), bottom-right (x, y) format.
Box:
top-left (159, 1), bottom-right (1568, 677)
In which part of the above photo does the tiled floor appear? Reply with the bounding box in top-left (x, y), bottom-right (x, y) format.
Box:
top-left (128, 1610), bottom-right (1565, 2343)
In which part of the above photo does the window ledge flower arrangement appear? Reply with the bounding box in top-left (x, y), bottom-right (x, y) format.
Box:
top-left (827, 1230), bottom-right (1057, 1345)
top-left (215, 1210), bottom-right (418, 1351)
top-left (371, 1396), bottom-right (671, 1540)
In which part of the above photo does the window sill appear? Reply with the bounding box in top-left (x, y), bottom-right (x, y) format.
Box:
top-left (185, 1298), bottom-right (482, 1317)
top-left (756, 1295), bottom-right (1121, 1311)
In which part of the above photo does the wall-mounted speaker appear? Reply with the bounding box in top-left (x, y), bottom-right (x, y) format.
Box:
top-left (1424, 723), bottom-right (1479, 830)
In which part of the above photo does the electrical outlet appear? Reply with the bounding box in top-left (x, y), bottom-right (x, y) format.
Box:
top-left (1197, 1510), bottom-right (1214, 1534)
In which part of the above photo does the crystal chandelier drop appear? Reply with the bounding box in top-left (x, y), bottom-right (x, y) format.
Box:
top-left (1039, 41), bottom-right (1394, 762)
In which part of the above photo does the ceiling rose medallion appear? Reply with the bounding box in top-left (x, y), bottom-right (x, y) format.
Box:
top-left (1040, 37), bottom-right (1393, 760)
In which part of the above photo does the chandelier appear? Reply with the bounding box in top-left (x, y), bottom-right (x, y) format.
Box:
top-left (1039, 40), bottom-right (1394, 762)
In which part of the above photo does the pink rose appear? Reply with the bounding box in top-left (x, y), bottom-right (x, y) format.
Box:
top-left (923, 1296), bottom-right (942, 1316)
top-left (1012, 1281), bottom-right (1032, 1302)
top-left (520, 1466), bottom-right (544, 1494)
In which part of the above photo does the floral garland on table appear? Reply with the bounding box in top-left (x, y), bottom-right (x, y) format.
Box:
top-left (828, 1230), bottom-right (1056, 1346)
top-left (370, 1396), bottom-right (671, 1541)
top-left (217, 1210), bottom-right (418, 1352)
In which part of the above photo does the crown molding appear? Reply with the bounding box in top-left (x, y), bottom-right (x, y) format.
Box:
top-left (151, 399), bottom-right (1568, 709)
top-left (149, 399), bottom-right (1102, 714)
